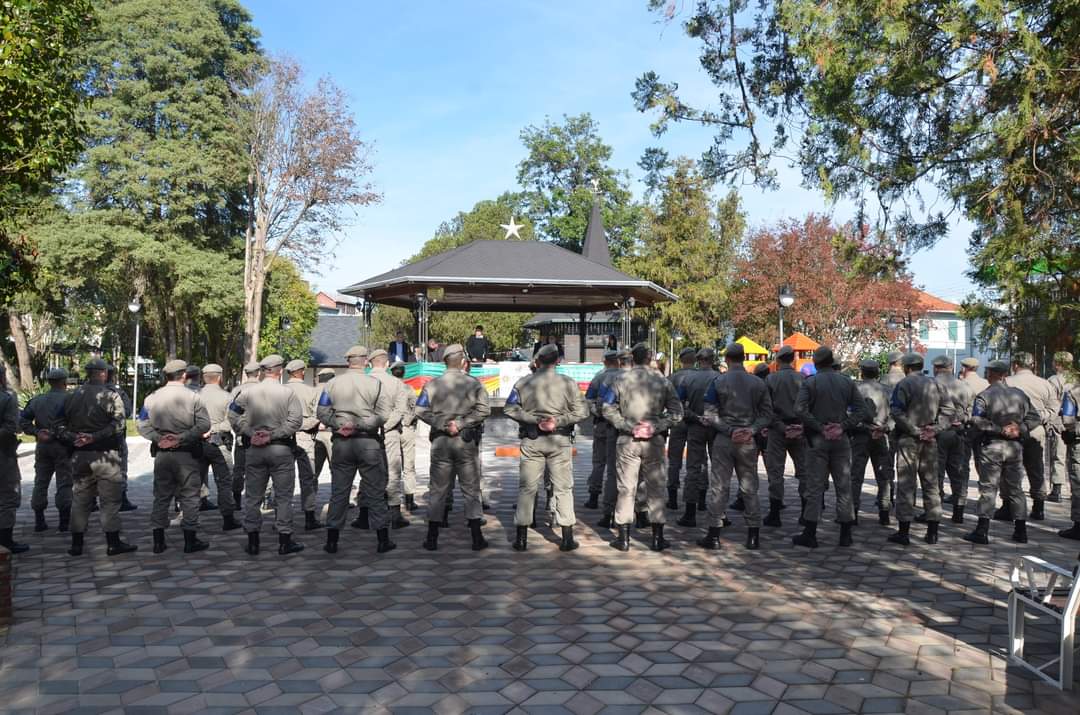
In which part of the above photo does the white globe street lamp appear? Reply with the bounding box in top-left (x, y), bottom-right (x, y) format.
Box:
top-left (778, 286), bottom-right (795, 346)
top-left (128, 297), bottom-right (141, 417)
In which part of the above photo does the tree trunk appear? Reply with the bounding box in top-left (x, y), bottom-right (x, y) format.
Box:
top-left (6, 308), bottom-right (35, 392)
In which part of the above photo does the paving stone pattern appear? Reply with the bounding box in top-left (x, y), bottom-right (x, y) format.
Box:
top-left (3, 425), bottom-right (1080, 714)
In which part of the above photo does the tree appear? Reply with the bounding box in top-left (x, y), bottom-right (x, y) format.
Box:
top-left (624, 158), bottom-right (742, 348)
top-left (236, 56), bottom-right (381, 363)
top-left (517, 113), bottom-right (644, 259)
top-left (258, 258), bottom-right (318, 361)
top-left (732, 215), bottom-right (921, 365)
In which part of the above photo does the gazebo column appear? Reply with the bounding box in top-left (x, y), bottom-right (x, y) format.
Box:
top-left (621, 297), bottom-right (635, 348)
top-left (415, 292), bottom-right (429, 353)
top-left (578, 311), bottom-right (587, 363)
top-left (361, 300), bottom-right (375, 348)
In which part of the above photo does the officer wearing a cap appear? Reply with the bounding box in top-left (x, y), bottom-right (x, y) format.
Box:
top-left (666, 347), bottom-right (699, 509)
top-left (960, 356), bottom-right (990, 485)
top-left (313, 367), bottom-right (336, 480)
top-left (0, 364), bottom-right (28, 554)
top-left (1056, 364), bottom-right (1080, 540)
top-left (597, 349), bottom-right (634, 528)
top-left (283, 358), bottom-right (323, 531)
top-left (931, 355), bottom-right (975, 524)
top-left (56, 357), bottom-right (136, 556)
top-left (698, 342), bottom-right (773, 550)
top-left (762, 345), bottom-right (808, 528)
top-left (1047, 351), bottom-right (1074, 503)
top-left (20, 367), bottom-right (73, 534)
top-left (881, 352), bottom-right (905, 389)
top-left (851, 359), bottom-right (894, 525)
top-left (505, 342), bottom-right (589, 552)
top-left (229, 361), bottom-right (264, 509)
top-left (105, 364), bottom-right (138, 513)
top-left (887, 352), bottom-right (948, 545)
top-left (584, 349), bottom-right (620, 510)
top-left (368, 349), bottom-right (411, 529)
top-left (601, 343), bottom-right (683, 552)
top-left (196, 364), bottom-right (240, 531)
top-left (675, 348), bottom-right (718, 527)
top-left (138, 359), bottom-right (213, 554)
top-left (1003, 351), bottom-right (1056, 521)
top-left (963, 360), bottom-right (1041, 544)
top-left (317, 345), bottom-right (397, 554)
top-left (390, 361), bottom-right (419, 512)
top-left (229, 354), bottom-right (305, 555)
top-left (415, 343), bottom-right (491, 551)
top-left (792, 346), bottom-right (868, 548)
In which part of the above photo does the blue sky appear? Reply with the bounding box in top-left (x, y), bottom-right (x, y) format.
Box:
top-left (246, 0), bottom-right (977, 303)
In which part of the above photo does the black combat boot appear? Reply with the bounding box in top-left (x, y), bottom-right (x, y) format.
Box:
top-left (1048, 484), bottom-right (1063, 503)
top-left (404, 494), bottom-right (417, 512)
top-left (222, 513), bottom-right (241, 531)
top-left (376, 527), bottom-right (396, 554)
top-left (730, 495), bottom-right (745, 512)
top-left (278, 532), bottom-right (304, 555)
top-left (924, 521), bottom-right (939, 545)
top-left (34, 509), bottom-right (48, 532)
top-left (1030, 499), bottom-right (1045, 521)
top-left (992, 502), bottom-right (1012, 521)
top-left (120, 490), bottom-right (138, 512)
top-left (183, 529), bottom-right (209, 553)
top-left (635, 511), bottom-right (650, 529)
top-left (246, 531), bottom-right (260, 555)
top-left (839, 521), bottom-right (853, 547)
top-left (1011, 519), bottom-right (1028, 544)
top-left (951, 503), bottom-right (964, 524)
top-left (676, 502), bottom-right (697, 528)
top-left (199, 496), bottom-right (217, 512)
top-left (697, 490), bottom-right (706, 511)
top-left (666, 488), bottom-right (679, 510)
top-left (597, 511), bottom-right (615, 528)
top-left (105, 531), bottom-right (137, 556)
top-left (152, 528), bottom-right (167, 554)
top-left (0, 527), bottom-right (28, 554)
top-left (878, 509), bottom-right (890, 526)
top-left (745, 527), bottom-right (760, 550)
top-left (560, 526), bottom-right (578, 552)
top-left (697, 526), bottom-right (721, 550)
top-left (650, 524), bottom-right (669, 552)
top-left (964, 518), bottom-right (990, 544)
top-left (324, 528), bottom-right (339, 554)
top-left (763, 500), bottom-right (782, 528)
top-left (1058, 522), bottom-right (1080, 540)
top-left (68, 532), bottom-right (84, 556)
top-left (390, 505), bottom-right (410, 529)
top-left (351, 506), bottom-right (370, 530)
top-left (611, 524), bottom-right (631, 552)
top-left (469, 518), bottom-right (487, 551)
top-left (305, 510), bottom-right (324, 531)
top-left (887, 521), bottom-right (911, 546)
top-left (423, 522), bottom-right (439, 551)
top-left (584, 492), bottom-right (600, 509)
top-left (512, 526), bottom-right (528, 552)
top-left (57, 507), bottom-right (70, 533)
top-left (792, 521), bottom-right (818, 548)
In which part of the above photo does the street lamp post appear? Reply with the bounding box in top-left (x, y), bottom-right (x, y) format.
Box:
top-left (887, 311), bottom-right (914, 353)
top-left (669, 329), bottom-right (682, 376)
top-left (127, 297), bottom-right (141, 416)
top-left (778, 286), bottom-right (795, 346)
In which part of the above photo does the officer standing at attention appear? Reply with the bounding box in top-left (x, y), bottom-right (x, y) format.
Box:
top-left (763, 345), bottom-right (808, 527)
top-left (602, 343), bottom-right (683, 552)
top-left (960, 356), bottom-right (990, 486)
top-left (888, 353), bottom-right (947, 545)
top-left (698, 342), bottom-right (772, 551)
top-left (584, 349), bottom-right (620, 510)
top-left (317, 346), bottom-right (396, 555)
top-left (414, 344), bottom-right (491, 551)
top-left (229, 354), bottom-right (304, 556)
top-left (666, 347), bottom-right (698, 509)
top-left (793, 347), bottom-right (868, 548)
top-left (881, 351), bottom-right (905, 389)
top-left (677, 348), bottom-right (718, 526)
top-left (596, 350), bottom-right (628, 527)
top-left (505, 342), bottom-right (589, 552)
top-left (56, 358), bottom-right (136, 556)
top-left (1056, 372), bottom-right (1080, 540)
top-left (931, 355), bottom-right (975, 523)
top-left (390, 361), bottom-right (419, 512)
top-left (138, 360), bottom-right (212, 554)
top-left (21, 367), bottom-right (73, 533)
top-left (230, 361), bottom-right (263, 510)
top-left (1003, 352), bottom-right (1055, 521)
top-left (0, 365), bottom-right (28, 554)
top-left (284, 359), bottom-right (323, 531)
top-left (197, 364), bottom-right (241, 531)
top-left (1046, 351), bottom-right (1073, 503)
top-left (850, 360), bottom-right (895, 525)
top-left (313, 367), bottom-right (337, 481)
top-left (368, 349), bottom-right (411, 529)
top-left (963, 360), bottom-right (1041, 544)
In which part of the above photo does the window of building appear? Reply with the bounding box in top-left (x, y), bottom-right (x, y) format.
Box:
top-left (947, 321), bottom-right (958, 343)
top-left (919, 320), bottom-right (930, 340)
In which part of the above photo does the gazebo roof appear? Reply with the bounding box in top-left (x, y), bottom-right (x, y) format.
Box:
top-left (340, 239), bottom-right (677, 312)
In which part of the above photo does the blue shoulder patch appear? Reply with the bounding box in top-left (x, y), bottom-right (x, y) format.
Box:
top-left (1061, 392), bottom-right (1077, 418)
top-left (318, 390), bottom-right (332, 407)
top-left (677, 384), bottom-right (689, 401)
top-left (416, 390), bottom-right (430, 408)
top-left (600, 384), bottom-right (618, 405)
top-left (506, 388), bottom-right (521, 406)
top-left (703, 382), bottom-right (718, 405)
top-left (228, 401), bottom-right (244, 414)
top-left (585, 384), bottom-right (598, 400)
top-left (889, 386), bottom-right (905, 412)
top-left (972, 399), bottom-right (985, 418)
top-left (138, 406), bottom-right (149, 420)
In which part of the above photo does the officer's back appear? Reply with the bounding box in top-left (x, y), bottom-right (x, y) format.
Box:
top-left (706, 362), bottom-right (771, 428)
top-left (318, 368), bottom-right (387, 433)
top-left (891, 369), bottom-right (945, 429)
top-left (608, 364), bottom-right (675, 426)
top-left (235, 375), bottom-right (300, 437)
top-left (766, 356), bottom-right (803, 424)
top-left (418, 366), bottom-right (489, 428)
top-left (142, 382), bottom-right (207, 438)
top-left (511, 364), bottom-right (586, 425)
top-left (797, 360), bottom-right (865, 431)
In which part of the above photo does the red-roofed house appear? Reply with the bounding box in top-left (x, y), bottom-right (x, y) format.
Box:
top-left (911, 289), bottom-right (993, 367)
top-left (316, 291), bottom-right (359, 316)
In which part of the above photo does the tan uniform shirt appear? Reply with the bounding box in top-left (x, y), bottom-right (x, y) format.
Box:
top-left (1005, 369), bottom-right (1056, 428)
top-left (137, 383), bottom-right (211, 446)
top-left (935, 373), bottom-right (976, 426)
top-left (228, 379), bottom-right (303, 439)
top-left (414, 368), bottom-right (491, 432)
top-left (600, 365), bottom-right (683, 434)
top-left (286, 377), bottom-right (321, 432)
top-left (315, 369), bottom-right (394, 433)
top-left (199, 383), bottom-right (233, 434)
top-left (963, 371), bottom-right (990, 396)
top-left (369, 367), bottom-right (409, 431)
top-left (505, 367), bottom-right (589, 428)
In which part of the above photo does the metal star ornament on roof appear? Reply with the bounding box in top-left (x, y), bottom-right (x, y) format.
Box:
top-left (500, 216), bottom-right (523, 239)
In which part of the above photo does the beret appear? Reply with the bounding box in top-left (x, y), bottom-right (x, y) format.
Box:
top-left (901, 352), bottom-right (924, 368)
top-left (259, 354), bottom-right (284, 369)
top-left (602, 348), bottom-right (619, 360)
top-left (46, 367), bottom-right (68, 381)
top-left (184, 364), bottom-right (201, 378)
top-left (243, 361), bottom-right (262, 375)
top-left (285, 359), bottom-right (307, 373)
top-left (85, 357), bottom-right (109, 371)
top-left (201, 363), bottom-right (223, 375)
top-left (777, 345), bottom-right (795, 360)
top-left (631, 342), bottom-right (651, 361)
top-left (345, 345), bottom-right (369, 358)
top-left (616, 349), bottom-right (632, 360)
top-left (368, 349), bottom-right (388, 361)
top-left (859, 358), bottom-right (880, 371)
top-left (696, 347), bottom-right (715, 360)
top-left (164, 359), bottom-right (188, 374)
top-left (443, 343), bottom-right (465, 358)
top-left (960, 357), bottom-right (979, 368)
top-left (813, 346), bottom-right (834, 366)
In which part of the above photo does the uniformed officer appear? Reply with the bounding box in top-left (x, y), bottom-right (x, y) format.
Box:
top-left (368, 349), bottom-right (411, 529)
top-left (390, 361), bottom-right (419, 512)
top-left (415, 344), bottom-right (491, 551)
top-left (881, 351), bottom-right (905, 389)
top-left (284, 358), bottom-right (323, 531)
top-left (138, 359), bottom-right (212, 554)
top-left (505, 343), bottom-right (589, 552)
top-left (1003, 352), bottom-right (1055, 521)
top-left (56, 358), bottom-right (136, 556)
top-left (317, 345), bottom-right (396, 554)
top-left (850, 359), bottom-right (894, 525)
top-left (888, 352), bottom-right (947, 546)
top-left (762, 345), bottom-right (808, 527)
top-left (313, 367), bottom-right (336, 481)
top-left (677, 347), bottom-right (718, 526)
top-left (932, 355), bottom-right (975, 523)
top-left (793, 346), bottom-right (868, 548)
top-left (105, 364), bottom-right (138, 513)
top-left (597, 349), bottom-right (632, 528)
top-left (229, 354), bottom-right (304, 556)
top-left (666, 347), bottom-right (698, 508)
top-left (584, 349), bottom-right (620, 509)
top-left (198, 364), bottom-right (240, 531)
top-left (1057, 374), bottom-right (1080, 540)
top-left (230, 361), bottom-right (263, 509)
top-left (963, 360), bottom-right (1041, 544)
top-left (20, 367), bottom-right (73, 533)
top-left (1047, 351), bottom-right (1073, 503)
top-left (961, 357), bottom-right (990, 394)
top-left (697, 342), bottom-right (773, 550)
top-left (601, 343), bottom-right (683, 552)
top-left (0, 364), bottom-right (27, 554)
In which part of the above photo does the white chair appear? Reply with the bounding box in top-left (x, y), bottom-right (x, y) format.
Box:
top-left (1008, 553), bottom-right (1080, 690)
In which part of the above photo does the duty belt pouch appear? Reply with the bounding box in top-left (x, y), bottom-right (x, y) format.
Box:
top-left (461, 427), bottom-right (478, 443)
top-left (222, 432), bottom-right (234, 450)
top-left (520, 424), bottom-right (540, 440)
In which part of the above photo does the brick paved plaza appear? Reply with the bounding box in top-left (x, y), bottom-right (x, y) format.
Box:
top-left (2, 424), bottom-right (1080, 714)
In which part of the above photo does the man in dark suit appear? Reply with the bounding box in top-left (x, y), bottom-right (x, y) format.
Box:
top-left (388, 331), bottom-right (413, 364)
top-left (466, 325), bottom-right (490, 363)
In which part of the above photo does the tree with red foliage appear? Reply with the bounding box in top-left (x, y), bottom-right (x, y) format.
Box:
top-left (732, 215), bottom-right (920, 365)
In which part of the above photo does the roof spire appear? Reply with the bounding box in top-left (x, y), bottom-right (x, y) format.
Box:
top-left (582, 193), bottom-right (612, 267)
